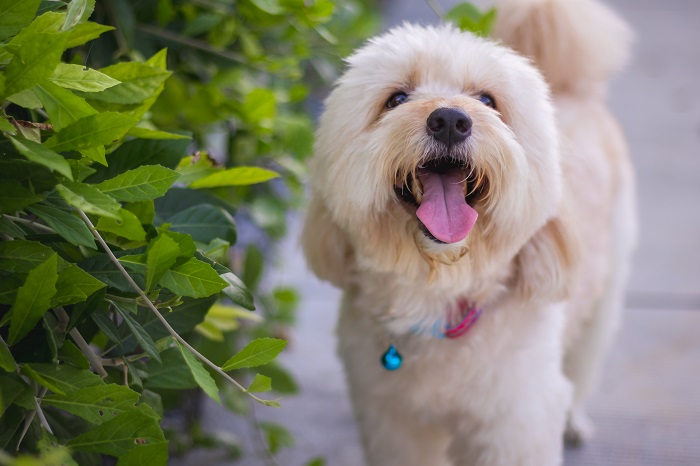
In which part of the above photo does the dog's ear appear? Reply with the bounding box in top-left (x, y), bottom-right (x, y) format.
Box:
top-left (301, 197), bottom-right (353, 288)
top-left (513, 216), bottom-right (580, 302)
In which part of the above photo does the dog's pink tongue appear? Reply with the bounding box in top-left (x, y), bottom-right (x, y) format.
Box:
top-left (416, 169), bottom-right (478, 243)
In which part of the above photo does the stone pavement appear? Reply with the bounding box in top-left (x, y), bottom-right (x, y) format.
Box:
top-left (179, 1), bottom-right (700, 464)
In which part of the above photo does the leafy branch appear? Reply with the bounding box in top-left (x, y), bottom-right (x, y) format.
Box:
top-left (76, 208), bottom-right (280, 406)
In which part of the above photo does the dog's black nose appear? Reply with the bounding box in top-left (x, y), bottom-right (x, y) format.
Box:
top-left (426, 108), bottom-right (472, 146)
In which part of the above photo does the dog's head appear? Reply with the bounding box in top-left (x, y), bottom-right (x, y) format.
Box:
top-left (304, 24), bottom-right (574, 299)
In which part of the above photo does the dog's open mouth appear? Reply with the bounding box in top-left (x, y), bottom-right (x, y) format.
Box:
top-left (394, 159), bottom-right (487, 244)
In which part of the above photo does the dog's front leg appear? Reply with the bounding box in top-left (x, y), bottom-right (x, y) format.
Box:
top-left (350, 388), bottom-right (452, 466)
top-left (446, 373), bottom-right (571, 466)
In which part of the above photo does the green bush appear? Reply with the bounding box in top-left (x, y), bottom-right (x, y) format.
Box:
top-left (0, 0), bottom-right (377, 464)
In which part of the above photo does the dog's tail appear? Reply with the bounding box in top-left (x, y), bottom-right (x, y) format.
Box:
top-left (493, 0), bottom-right (632, 94)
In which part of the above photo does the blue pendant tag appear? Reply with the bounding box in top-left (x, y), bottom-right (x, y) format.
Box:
top-left (381, 344), bottom-right (403, 371)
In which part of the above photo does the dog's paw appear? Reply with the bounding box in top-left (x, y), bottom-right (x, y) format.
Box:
top-left (564, 408), bottom-right (595, 448)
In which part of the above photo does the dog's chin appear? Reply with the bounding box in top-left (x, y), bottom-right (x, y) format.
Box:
top-left (392, 147), bottom-right (488, 261)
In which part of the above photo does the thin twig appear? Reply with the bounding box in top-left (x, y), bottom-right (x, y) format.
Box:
top-left (15, 387), bottom-right (47, 451)
top-left (136, 24), bottom-right (262, 70)
top-left (425, 0), bottom-right (444, 18)
top-left (3, 215), bottom-right (54, 234)
top-left (76, 209), bottom-right (276, 405)
top-left (34, 397), bottom-right (53, 435)
top-left (54, 307), bottom-right (108, 378)
top-left (105, 294), bottom-right (137, 304)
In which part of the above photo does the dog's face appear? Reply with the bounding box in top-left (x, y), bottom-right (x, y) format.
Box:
top-left (306, 24), bottom-right (567, 291)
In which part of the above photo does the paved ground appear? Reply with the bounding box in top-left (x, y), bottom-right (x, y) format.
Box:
top-left (179, 1), bottom-right (700, 464)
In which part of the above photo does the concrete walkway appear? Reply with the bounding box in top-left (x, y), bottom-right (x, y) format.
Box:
top-left (182, 1), bottom-right (700, 464)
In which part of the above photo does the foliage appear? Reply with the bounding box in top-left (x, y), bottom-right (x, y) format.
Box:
top-left (0, 0), bottom-right (380, 463)
top-left (444, 2), bottom-right (497, 37)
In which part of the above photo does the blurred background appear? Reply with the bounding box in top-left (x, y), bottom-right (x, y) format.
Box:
top-left (170, 0), bottom-right (700, 464)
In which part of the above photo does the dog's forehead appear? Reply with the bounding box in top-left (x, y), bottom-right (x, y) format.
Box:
top-left (345, 24), bottom-right (517, 95)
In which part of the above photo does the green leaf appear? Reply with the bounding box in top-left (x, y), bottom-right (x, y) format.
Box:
top-left (445, 3), bottom-right (497, 37)
top-left (116, 441), bottom-right (168, 466)
top-left (89, 138), bottom-right (189, 183)
top-left (145, 233), bottom-right (180, 291)
top-left (445, 2), bottom-right (483, 23)
top-left (28, 203), bottom-right (96, 249)
top-left (96, 165), bottom-right (180, 202)
top-left (2, 32), bottom-right (67, 97)
top-left (45, 112), bottom-right (139, 152)
top-left (0, 180), bottom-right (43, 214)
top-left (0, 375), bottom-right (25, 415)
top-left (0, 338), bottom-right (16, 372)
top-left (8, 254), bottom-right (58, 345)
top-left (127, 127), bottom-right (190, 140)
top-left (50, 63), bottom-right (121, 92)
top-left (0, 116), bottom-right (15, 133)
top-left (22, 363), bottom-right (103, 395)
top-left (242, 88), bottom-right (276, 126)
top-left (58, 340), bottom-right (90, 369)
top-left (80, 253), bottom-right (144, 292)
top-left (65, 22), bottom-right (114, 48)
top-left (221, 338), bottom-right (287, 371)
top-left (124, 200), bottom-right (155, 225)
top-left (161, 230), bottom-right (196, 258)
top-left (80, 145), bottom-right (107, 165)
top-left (56, 181), bottom-right (122, 220)
top-left (175, 154), bottom-right (216, 185)
top-left (0, 216), bottom-right (25, 239)
top-left (6, 88), bottom-right (43, 108)
top-left (9, 136), bottom-right (73, 180)
top-left (43, 383), bottom-right (150, 425)
top-left (96, 208), bottom-right (146, 242)
top-left (220, 272), bottom-right (255, 310)
top-left (52, 263), bottom-right (106, 307)
top-left (67, 409), bottom-right (165, 456)
top-left (159, 258), bottom-right (228, 298)
top-left (85, 62), bottom-right (172, 105)
top-left (0, 240), bottom-right (59, 273)
top-left (143, 347), bottom-right (196, 390)
top-left (256, 363), bottom-right (299, 395)
top-left (247, 373), bottom-right (271, 393)
top-left (0, 0), bottom-right (42, 41)
top-left (113, 303), bottom-right (161, 363)
top-left (176, 341), bottom-right (220, 404)
top-left (62, 0), bottom-right (88, 31)
top-left (190, 166), bottom-right (279, 188)
top-left (33, 82), bottom-right (98, 131)
top-left (165, 205), bottom-right (236, 244)
top-left (258, 421), bottom-right (294, 454)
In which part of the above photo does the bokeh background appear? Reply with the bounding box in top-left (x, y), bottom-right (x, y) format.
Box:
top-left (178, 0), bottom-right (700, 464)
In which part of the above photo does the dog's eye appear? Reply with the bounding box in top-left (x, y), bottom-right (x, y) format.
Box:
top-left (478, 93), bottom-right (496, 109)
top-left (386, 92), bottom-right (408, 109)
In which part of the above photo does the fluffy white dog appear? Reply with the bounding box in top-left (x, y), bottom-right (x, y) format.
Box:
top-left (302, 0), bottom-right (635, 464)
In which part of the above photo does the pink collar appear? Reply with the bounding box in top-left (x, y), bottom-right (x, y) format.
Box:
top-left (408, 299), bottom-right (483, 339)
top-left (444, 300), bottom-right (482, 338)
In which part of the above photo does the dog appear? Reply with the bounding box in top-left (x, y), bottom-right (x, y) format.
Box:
top-left (302, 0), bottom-right (635, 464)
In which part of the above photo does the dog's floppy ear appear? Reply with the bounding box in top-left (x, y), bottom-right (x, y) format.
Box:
top-left (301, 196), bottom-right (353, 288)
top-left (513, 216), bottom-right (580, 302)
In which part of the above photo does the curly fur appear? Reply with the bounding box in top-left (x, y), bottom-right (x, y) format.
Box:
top-left (302, 0), bottom-right (635, 464)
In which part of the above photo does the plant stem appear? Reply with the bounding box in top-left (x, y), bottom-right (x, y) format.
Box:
top-left (34, 396), bottom-right (53, 435)
top-left (105, 293), bottom-right (137, 304)
top-left (3, 215), bottom-right (54, 233)
top-left (54, 307), bottom-right (108, 378)
top-left (76, 209), bottom-right (275, 405)
top-left (15, 387), bottom-right (47, 451)
top-left (425, 0), bottom-right (444, 18)
top-left (136, 24), bottom-right (263, 70)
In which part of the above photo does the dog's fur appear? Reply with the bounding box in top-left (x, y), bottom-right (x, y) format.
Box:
top-left (302, 0), bottom-right (635, 464)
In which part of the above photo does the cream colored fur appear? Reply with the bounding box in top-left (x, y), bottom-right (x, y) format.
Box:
top-left (302, 0), bottom-right (635, 464)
